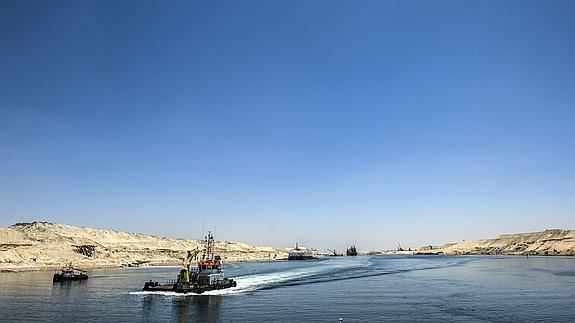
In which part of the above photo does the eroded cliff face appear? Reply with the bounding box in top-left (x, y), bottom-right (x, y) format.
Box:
top-left (440, 229), bottom-right (575, 256)
top-left (0, 222), bottom-right (286, 272)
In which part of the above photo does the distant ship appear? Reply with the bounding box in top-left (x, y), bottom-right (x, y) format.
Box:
top-left (288, 243), bottom-right (318, 260)
top-left (327, 249), bottom-right (343, 256)
top-left (53, 264), bottom-right (88, 282)
top-left (346, 246), bottom-right (358, 256)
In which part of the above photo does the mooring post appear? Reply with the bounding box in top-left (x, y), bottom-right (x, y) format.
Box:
top-left (339, 318), bottom-right (343, 323)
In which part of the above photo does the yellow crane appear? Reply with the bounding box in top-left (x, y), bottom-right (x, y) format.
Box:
top-left (177, 249), bottom-right (200, 283)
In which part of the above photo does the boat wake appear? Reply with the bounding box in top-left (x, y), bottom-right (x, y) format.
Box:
top-left (226, 257), bottom-right (373, 294)
top-left (130, 258), bottom-right (371, 296)
top-left (130, 256), bottom-right (470, 297)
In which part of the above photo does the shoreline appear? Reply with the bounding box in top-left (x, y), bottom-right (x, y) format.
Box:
top-left (3, 222), bottom-right (573, 273)
top-left (0, 256), bottom-right (291, 273)
top-left (4, 253), bottom-right (575, 274)
top-left (369, 252), bottom-right (575, 257)
top-left (369, 250), bottom-right (575, 257)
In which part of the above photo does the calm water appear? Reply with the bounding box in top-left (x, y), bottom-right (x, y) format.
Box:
top-left (1, 255), bottom-right (574, 322)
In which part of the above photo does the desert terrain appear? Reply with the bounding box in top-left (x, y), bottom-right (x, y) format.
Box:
top-left (0, 222), bottom-right (287, 272)
top-left (370, 229), bottom-right (575, 256)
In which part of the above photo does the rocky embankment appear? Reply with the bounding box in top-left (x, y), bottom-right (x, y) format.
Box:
top-left (0, 222), bottom-right (287, 272)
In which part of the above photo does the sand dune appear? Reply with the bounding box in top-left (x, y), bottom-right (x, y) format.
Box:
top-left (0, 222), bottom-right (287, 272)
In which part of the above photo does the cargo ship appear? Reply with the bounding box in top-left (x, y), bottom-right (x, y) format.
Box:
top-left (142, 231), bottom-right (236, 294)
top-left (346, 246), bottom-right (358, 256)
top-left (288, 243), bottom-right (318, 260)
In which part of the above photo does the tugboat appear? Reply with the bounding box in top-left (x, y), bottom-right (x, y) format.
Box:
top-left (142, 231), bottom-right (236, 294)
top-left (346, 246), bottom-right (358, 256)
top-left (53, 263), bottom-right (89, 282)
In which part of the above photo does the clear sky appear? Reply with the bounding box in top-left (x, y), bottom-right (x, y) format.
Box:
top-left (1, 0), bottom-right (574, 250)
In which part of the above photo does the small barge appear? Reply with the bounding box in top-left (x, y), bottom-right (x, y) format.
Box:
top-left (53, 264), bottom-right (88, 282)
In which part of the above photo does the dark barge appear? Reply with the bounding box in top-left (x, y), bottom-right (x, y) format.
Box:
top-left (53, 264), bottom-right (88, 282)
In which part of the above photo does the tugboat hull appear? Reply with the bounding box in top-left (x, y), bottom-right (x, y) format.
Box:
top-left (143, 279), bottom-right (237, 294)
top-left (288, 255), bottom-right (316, 260)
top-left (53, 273), bottom-right (89, 282)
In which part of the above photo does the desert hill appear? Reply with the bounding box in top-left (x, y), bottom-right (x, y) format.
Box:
top-left (0, 222), bottom-right (286, 272)
top-left (369, 229), bottom-right (575, 256)
top-left (439, 229), bottom-right (575, 256)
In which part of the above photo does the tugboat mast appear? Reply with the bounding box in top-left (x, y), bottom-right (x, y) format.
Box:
top-left (202, 231), bottom-right (215, 261)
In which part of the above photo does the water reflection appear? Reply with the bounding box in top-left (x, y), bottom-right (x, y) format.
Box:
top-left (142, 295), bottom-right (156, 318)
top-left (51, 280), bottom-right (89, 299)
top-left (173, 296), bottom-right (222, 323)
top-left (140, 294), bottom-right (223, 322)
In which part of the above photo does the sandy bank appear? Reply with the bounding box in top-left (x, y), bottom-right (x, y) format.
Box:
top-left (0, 222), bottom-right (288, 272)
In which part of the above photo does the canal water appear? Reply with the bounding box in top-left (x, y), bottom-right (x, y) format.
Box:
top-left (1, 255), bottom-right (574, 322)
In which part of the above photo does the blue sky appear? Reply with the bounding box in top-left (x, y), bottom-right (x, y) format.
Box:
top-left (1, 0), bottom-right (574, 249)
